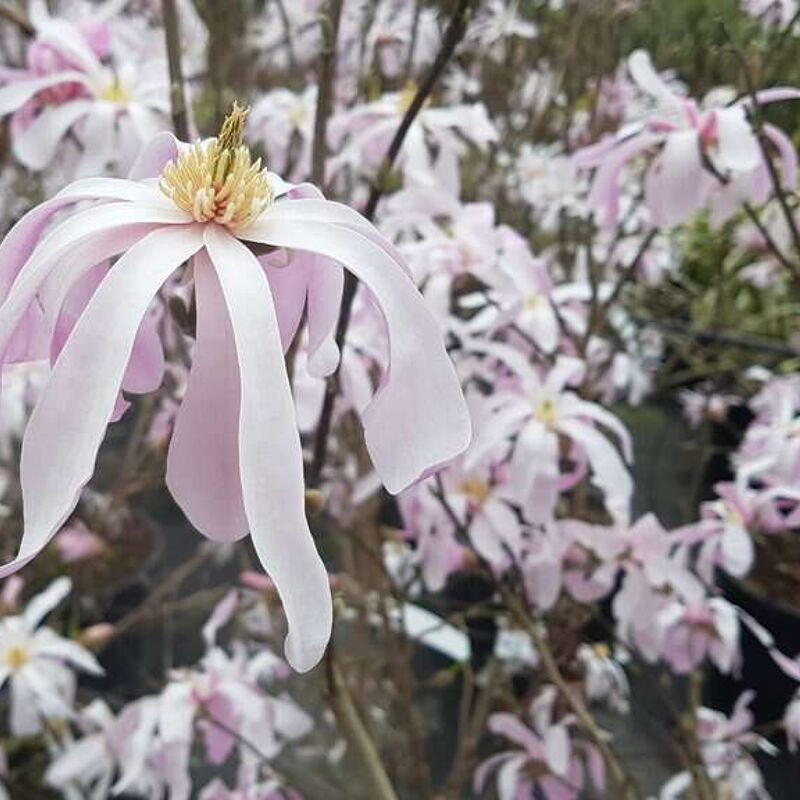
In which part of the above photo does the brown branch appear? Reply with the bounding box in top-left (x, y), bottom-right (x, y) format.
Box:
top-left (503, 589), bottom-right (643, 800)
top-left (0, 3), bottom-right (33, 36)
top-left (311, 0), bottom-right (344, 187)
top-left (328, 661), bottom-right (400, 800)
top-left (162, 0), bottom-right (191, 141)
top-left (309, 0), bottom-right (475, 486)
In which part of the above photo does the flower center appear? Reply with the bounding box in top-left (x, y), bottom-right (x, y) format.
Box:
top-left (159, 103), bottom-right (273, 229)
top-left (5, 645), bottom-right (29, 671)
top-left (535, 397), bottom-right (558, 428)
top-left (99, 79), bottom-right (131, 105)
top-left (460, 479), bottom-right (490, 508)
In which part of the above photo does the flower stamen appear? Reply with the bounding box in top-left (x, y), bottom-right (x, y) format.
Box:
top-left (159, 102), bottom-right (273, 229)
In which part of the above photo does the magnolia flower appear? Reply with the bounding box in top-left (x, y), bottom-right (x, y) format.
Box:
top-left (0, 1), bottom-right (169, 175)
top-left (247, 86), bottom-right (317, 181)
top-left (45, 697), bottom-right (161, 799)
top-left (661, 692), bottom-right (775, 799)
top-left (469, 356), bottom-right (633, 522)
top-left (658, 596), bottom-right (740, 675)
top-left (577, 643), bottom-right (630, 714)
top-left (329, 89), bottom-right (497, 187)
top-left (0, 106), bottom-right (471, 672)
top-left (0, 577), bottom-right (102, 736)
top-left (574, 50), bottom-right (800, 229)
top-left (743, 0), bottom-right (799, 28)
top-left (475, 686), bottom-right (605, 800)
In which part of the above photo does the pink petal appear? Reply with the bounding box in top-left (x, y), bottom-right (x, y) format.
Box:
top-left (0, 225), bottom-right (203, 579)
top-left (12, 100), bottom-right (91, 170)
top-left (204, 226), bottom-right (332, 673)
top-left (166, 250), bottom-right (249, 544)
top-left (240, 218), bottom-right (471, 493)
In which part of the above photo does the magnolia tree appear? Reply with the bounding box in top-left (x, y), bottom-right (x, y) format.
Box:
top-left (1, 0), bottom-right (800, 798)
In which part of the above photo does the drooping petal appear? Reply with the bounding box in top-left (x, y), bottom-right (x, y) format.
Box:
top-left (645, 129), bottom-right (709, 228)
top-left (714, 105), bottom-right (760, 173)
top-left (12, 100), bottom-right (92, 170)
top-left (240, 218), bottom-right (471, 493)
top-left (204, 226), bottom-right (332, 672)
top-left (166, 249), bottom-right (249, 543)
top-left (0, 203), bottom-right (189, 360)
top-left (0, 226), bottom-right (203, 579)
top-left (0, 71), bottom-right (90, 116)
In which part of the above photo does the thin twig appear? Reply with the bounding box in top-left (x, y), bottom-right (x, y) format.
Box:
top-left (0, 3), bottom-right (33, 36)
top-left (162, 0), bottom-right (191, 141)
top-left (309, 0), bottom-right (475, 486)
top-left (328, 661), bottom-right (400, 800)
top-left (311, 0), bottom-right (344, 187)
top-left (723, 22), bottom-right (800, 279)
top-left (503, 589), bottom-right (642, 800)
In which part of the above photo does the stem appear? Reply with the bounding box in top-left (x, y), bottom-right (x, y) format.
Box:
top-left (0, 3), bottom-right (33, 36)
top-left (311, 0), bottom-right (344, 187)
top-left (684, 671), bottom-right (715, 800)
top-left (162, 0), bottom-right (190, 141)
top-left (723, 23), bottom-right (800, 279)
top-left (504, 590), bottom-right (642, 800)
top-left (309, 0), bottom-right (475, 486)
top-left (327, 660), bottom-right (400, 800)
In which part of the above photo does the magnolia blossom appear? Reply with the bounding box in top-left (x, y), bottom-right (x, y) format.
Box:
top-left (45, 697), bottom-right (162, 799)
top-left (743, 0), bottom-right (799, 27)
top-left (577, 643), bottom-right (630, 714)
top-left (329, 89), bottom-right (497, 186)
top-left (660, 692), bottom-right (774, 799)
top-left (0, 1), bottom-right (169, 175)
top-left (0, 107), bottom-right (471, 671)
top-left (247, 86), bottom-right (317, 180)
top-left (658, 595), bottom-right (740, 675)
top-left (784, 689), bottom-right (800, 751)
top-left (475, 686), bottom-right (605, 800)
top-left (469, 356), bottom-right (633, 522)
top-left (0, 577), bottom-right (102, 736)
top-left (574, 50), bottom-right (800, 229)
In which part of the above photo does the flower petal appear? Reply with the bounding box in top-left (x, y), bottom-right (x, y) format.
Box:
top-left (166, 249), bottom-right (249, 543)
top-left (204, 225), bottom-right (332, 672)
top-left (0, 226), bottom-right (203, 579)
top-left (12, 100), bottom-right (92, 170)
top-left (240, 218), bottom-right (471, 493)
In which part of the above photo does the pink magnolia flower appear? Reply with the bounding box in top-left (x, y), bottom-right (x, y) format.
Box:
top-left (397, 484), bottom-right (467, 591)
top-left (0, 576), bottom-right (103, 736)
top-left (329, 90), bottom-right (497, 187)
top-left (247, 86), bottom-right (316, 181)
top-left (475, 686), bottom-right (605, 800)
top-left (0, 2), bottom-right (169, 175)
top-left (662, 692), bottom-right (774, 799)
top-left (574, 50), bottom-right (800, 229)
top-left (436, 455), bottom-right (521, 570)
top-left (658, 595), bottom-right (740, 675)
top-left (45, 697), bottom-right (162, 799)
top-left (686, 481), bottom-right (758, 580)
top-left (469, 356), bottom-right (633, 522)
top-left (0, 108), bottom-right (470, 672)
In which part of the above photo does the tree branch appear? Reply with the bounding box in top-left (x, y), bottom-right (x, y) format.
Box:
top-left (309, 0), bottom-right (474, 486)
top-left (162, 0), bottom-right (191, 141)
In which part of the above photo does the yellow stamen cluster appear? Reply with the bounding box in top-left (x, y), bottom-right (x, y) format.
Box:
top-left (460, 479), bottom-right (491, 507)
top-left (536, 397), bottom-right (558, 428)
top-left (99, 80), bottom-right (131, 105)
top-left (5, 645), bottom-right (29, 671)
top-left (159, 103), bottom-right (273, 229)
